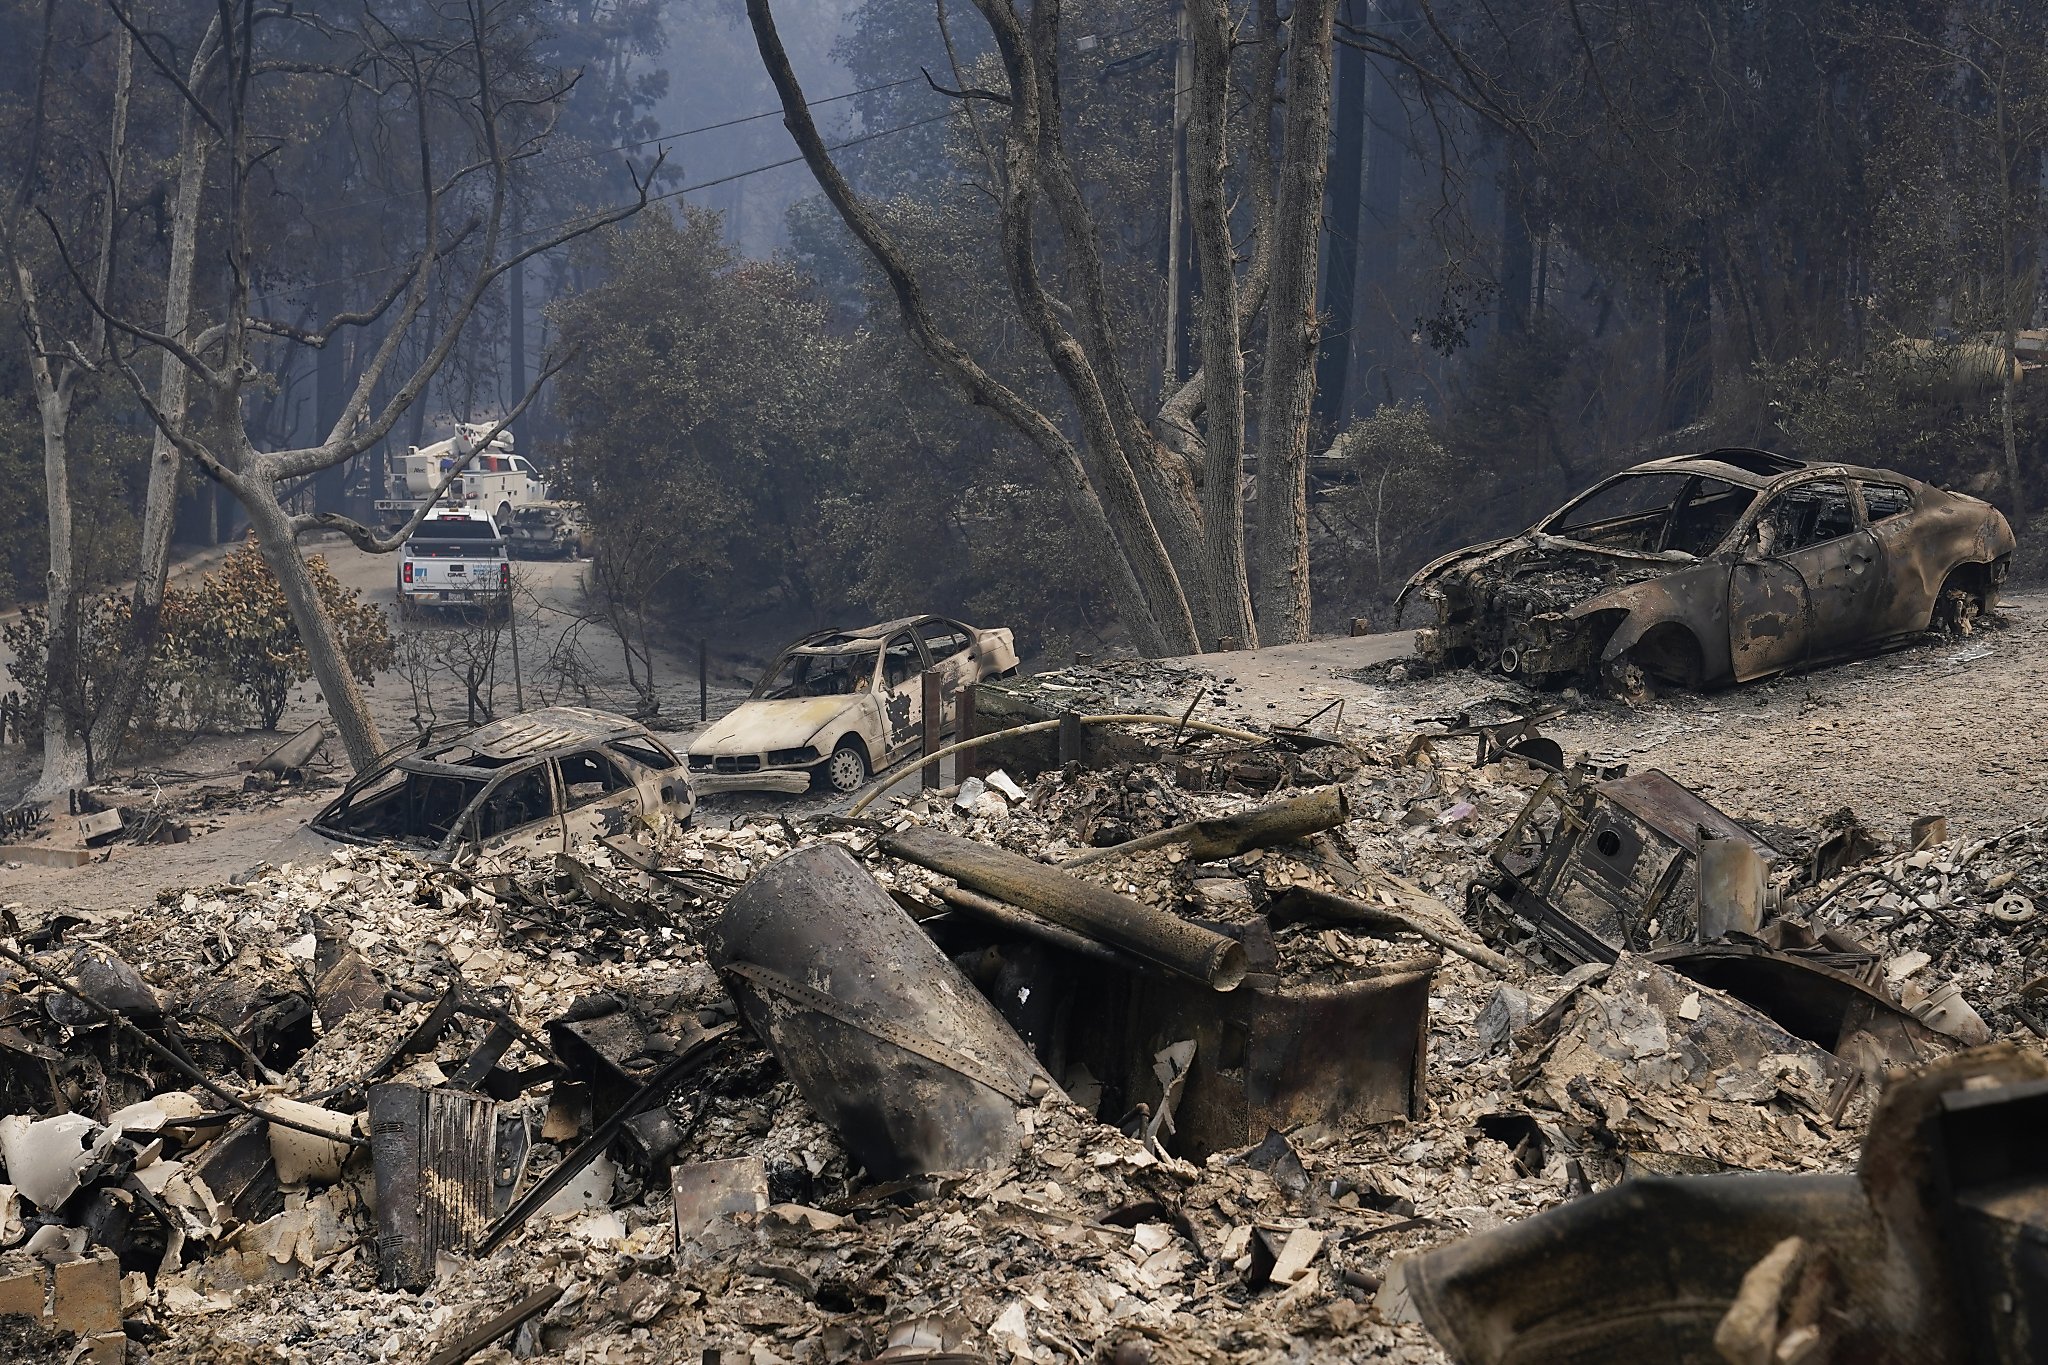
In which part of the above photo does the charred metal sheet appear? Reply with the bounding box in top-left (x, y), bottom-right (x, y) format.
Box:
top-left (1396, 448), bottom-right (2015, 696)
top-left (1408, 1044), bottom-right (2048, 1365)
top-left (1102, 967), bottom-right (1435, 1160)
top-left (1476, 770), bottom-right (1776, 967)
top-left (192, 1116), bottom-right (284, 1225)
top-left (707, 843), bottom-right (1056, 1180)
top-left (367, 1083), bottom-right (495, 1291)
top-left (1651, 942), bottom-right (1956, 1080)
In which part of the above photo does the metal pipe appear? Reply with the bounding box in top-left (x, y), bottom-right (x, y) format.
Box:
top-left (879, 827), bottom-right (1249, 991)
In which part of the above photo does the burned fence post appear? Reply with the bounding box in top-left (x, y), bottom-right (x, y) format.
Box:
top-left (922, 669), bottom-right (944, 788)
top-left (1058, 710), bottom-right (1085, 765)
top-left (707, 843), bottom-right (1056, 1178)
top-left (956, 685), bottom-right (979, 784)
top-left (699, 638), bottom-right (708, 724)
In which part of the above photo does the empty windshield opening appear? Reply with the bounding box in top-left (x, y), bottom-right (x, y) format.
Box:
top-left (316, 768), bottom-right (485, 847)
top-left (760, 648), bottom-right (880, 698)
top-left (1547, 473), bottom-right (1696, 550)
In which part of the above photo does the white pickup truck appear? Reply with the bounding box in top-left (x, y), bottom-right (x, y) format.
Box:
top-left (398, 509), bottom-right (511, 620)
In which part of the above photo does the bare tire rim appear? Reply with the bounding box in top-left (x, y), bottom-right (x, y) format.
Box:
top-left (827, 746), bottom-right (866, 793)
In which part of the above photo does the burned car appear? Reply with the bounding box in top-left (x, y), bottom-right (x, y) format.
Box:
top-left (286, 707), bottom-right (693, 862)
top-left (688, 615), bottom-right (1019, 795)
top-left (1395, 448), bottom-right (2014, 695)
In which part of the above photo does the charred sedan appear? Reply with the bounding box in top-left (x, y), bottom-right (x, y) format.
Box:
top-left (689, 616), bottom-right (1018, 795)
top-left (284, 707), bottom-right (693, 863)
top-left (1395, 448), bottom-right (2014, 696)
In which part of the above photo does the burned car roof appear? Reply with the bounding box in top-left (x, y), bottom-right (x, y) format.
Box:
top-left (785, 616), bottom-right (935, 654)
top-left (402, 706), bottom-right (659, 772)
top-left (1631, 447), bottom-right (1926, 493)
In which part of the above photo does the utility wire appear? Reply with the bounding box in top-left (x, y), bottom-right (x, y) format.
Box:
top-left (315, 75), bottom-right (924, 218)
top-left (255, 108), bottom-right (950, 300)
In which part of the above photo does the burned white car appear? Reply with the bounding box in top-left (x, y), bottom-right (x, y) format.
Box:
top-left (290, 707), bottom-right (693, 862)
top-left (688, 616), bottom-right (1019, 795)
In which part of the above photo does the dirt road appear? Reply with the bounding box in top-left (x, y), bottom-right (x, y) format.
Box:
top-left (6, 574), bottom-right (2043, 915)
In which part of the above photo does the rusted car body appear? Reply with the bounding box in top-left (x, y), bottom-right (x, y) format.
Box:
top-left (1395, 448), bottom-right (2015, 695)
top-left (289, 707), bottom-right (693, 862)
top-left (688, 615), bottom-right (1019, 795)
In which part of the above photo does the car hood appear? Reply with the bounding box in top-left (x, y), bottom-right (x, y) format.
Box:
top-left (690, 697), bottom-right (861, 754)
top-left (1399, 533), bottom-right (1703, 620)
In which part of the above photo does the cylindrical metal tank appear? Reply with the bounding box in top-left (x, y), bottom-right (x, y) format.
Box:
top-left (707, 843), bottom-right (1056, 1179)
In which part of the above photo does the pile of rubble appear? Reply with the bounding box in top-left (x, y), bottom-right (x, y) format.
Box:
top-left (0, 701), bottom-right (2037, 1364)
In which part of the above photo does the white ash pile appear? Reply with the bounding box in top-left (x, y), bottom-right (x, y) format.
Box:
top-left (1790, 816), bottom-right (2048, 1040)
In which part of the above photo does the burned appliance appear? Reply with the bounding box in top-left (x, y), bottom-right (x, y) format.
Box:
top-left (1472, 768), bottom-right (1777, 966)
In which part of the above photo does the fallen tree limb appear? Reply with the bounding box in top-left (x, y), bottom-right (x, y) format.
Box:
top-left (880, 827), bottom-right (1248, 991)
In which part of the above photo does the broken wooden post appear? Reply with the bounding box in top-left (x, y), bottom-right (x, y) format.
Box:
top-left (879, 827), bottom-right (1249, 990)
top-left (1063, 786), bottom-right (1352, 868)
top-left (1058, 710), bottom-right (1085, 765)
top-left (956, 685), bottom-right (979, 784)
top-left (921, 669), bottom-right (944, 788)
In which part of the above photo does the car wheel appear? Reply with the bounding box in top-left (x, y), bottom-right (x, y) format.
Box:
top-left (1932, 569), bottom-right (1987, 636)
top-left (497, 502), bottom-right (512, 529)
top-left (819, 740), bottom-right (869, 794)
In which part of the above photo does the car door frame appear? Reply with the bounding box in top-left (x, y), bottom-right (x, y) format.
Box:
top-left (443, 761), bottom-right (563, 860)
top-left (552, 748), bottom-right (645, 850)
top-left (1726, 476), bottom-right (1887, 681)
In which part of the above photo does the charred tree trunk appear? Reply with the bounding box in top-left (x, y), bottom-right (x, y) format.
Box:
top-left (240, 480), bottom-right (385, 768)
top-left (1186, 0), bottom-right (1257, 646)
top-left (97, 79), bottom-right (212, 766)
top-left (1355, 0), bottom-right (1410, 385)
top-left (1253, 0), bottom-right (1340, 644)
top-left (1663, 221), bottom-right (1713, 430)
top-left (1313, 1), bottom-right (1367, 428)
top-left (20, 296), bottom-right (86, 800)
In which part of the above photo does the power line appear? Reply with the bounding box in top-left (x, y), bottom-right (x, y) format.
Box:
top-left (256, 108), bottom-right (952, 300)
top-left (315, 75), bottom-right (925, 218)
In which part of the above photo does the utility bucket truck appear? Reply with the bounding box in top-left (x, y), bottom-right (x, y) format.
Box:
top-left (376, 423), bottom-right (586, 559)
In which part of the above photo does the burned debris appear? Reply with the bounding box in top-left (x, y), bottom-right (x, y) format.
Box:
top-left (0, 675), bottom-right (2041, 1365)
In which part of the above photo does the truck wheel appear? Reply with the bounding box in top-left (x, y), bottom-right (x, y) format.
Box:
top-left (496, 502), bottom-right (512, 529)
top-left (818, 740), bottom-right (869, 795)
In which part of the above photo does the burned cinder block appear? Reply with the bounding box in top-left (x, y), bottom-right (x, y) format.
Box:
top-left (367, 1084), bottom-right (495, 1291)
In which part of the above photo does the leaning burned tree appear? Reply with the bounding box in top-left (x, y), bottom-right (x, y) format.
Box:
top-left (747, 0), bottom-right (1338, 654)
top-left (69, 2), bottom-right (654, 773)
